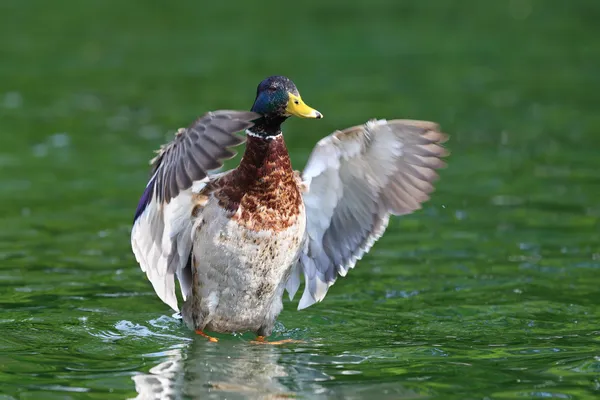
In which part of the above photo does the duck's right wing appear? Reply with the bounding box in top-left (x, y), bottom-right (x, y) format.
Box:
top-left (131, 110), bottom-right (259, 311)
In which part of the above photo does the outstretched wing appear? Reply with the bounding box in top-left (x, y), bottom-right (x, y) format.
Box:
top-left (287, 119), bottom-right (448, 309)
top-left (131, 110), bottom-right (259, 311)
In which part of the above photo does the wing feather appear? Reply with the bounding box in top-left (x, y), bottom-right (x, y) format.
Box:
top-left (290, 119), bottom-right (448, 309)
top-left (131, 110), bottom-right (259, 311)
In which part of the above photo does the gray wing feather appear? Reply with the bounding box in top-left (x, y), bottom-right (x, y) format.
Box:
top-left (290, 119), bottom-right (448, 309)
top-left (151, 110), bottom-right (258, 203)
top-left (131, 110), bottom-right (259, 311)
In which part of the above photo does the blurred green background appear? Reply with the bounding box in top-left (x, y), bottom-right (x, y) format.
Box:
top-left (1, 0), bottom-right (599, 399)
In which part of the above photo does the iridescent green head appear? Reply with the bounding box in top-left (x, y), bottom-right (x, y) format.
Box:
top-left (250, 76), bottom-right (322, 123)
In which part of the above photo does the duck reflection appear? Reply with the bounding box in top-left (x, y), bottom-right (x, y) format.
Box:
top-left (131, 338), bottom-right (331, 399)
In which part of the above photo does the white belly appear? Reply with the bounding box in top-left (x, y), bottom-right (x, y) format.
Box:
top-left (183, 197), bottom-right (306, 334)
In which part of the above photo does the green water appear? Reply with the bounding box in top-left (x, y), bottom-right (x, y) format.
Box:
top-left (1, 0), bottom-right (599, 398)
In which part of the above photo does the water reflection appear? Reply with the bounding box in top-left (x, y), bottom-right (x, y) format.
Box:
top-left (131, 339), bottom-right (331, 399)
top-left (131, 348), bottom-right (183, 400)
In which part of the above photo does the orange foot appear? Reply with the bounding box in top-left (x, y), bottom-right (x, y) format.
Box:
top-left (250, 336), bottom-right (304, 345)
top-left (195, 330), bottom-right (218, 342)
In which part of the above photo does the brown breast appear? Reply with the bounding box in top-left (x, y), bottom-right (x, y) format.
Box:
top-left (214, 134), bottom-right (303, 232)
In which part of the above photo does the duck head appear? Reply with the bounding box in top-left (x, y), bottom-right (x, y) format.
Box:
top-left (250, 76), bottom-right (322, 137)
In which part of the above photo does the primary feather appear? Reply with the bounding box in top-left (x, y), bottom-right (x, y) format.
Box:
top-left (131, 111), bottom-right (259, 311)
top-left (291, 119), bottom-right (448, 309)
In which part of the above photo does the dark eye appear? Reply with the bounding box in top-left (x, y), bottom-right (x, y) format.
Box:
top-left (268, 86), bottom-right (277, 93)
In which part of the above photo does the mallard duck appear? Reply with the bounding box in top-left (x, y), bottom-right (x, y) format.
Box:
top-left (131, 76), bottom-right (447, 342)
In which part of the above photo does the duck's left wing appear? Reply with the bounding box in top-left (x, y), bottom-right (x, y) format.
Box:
top-left (287, 119), bottom-right (448, 309)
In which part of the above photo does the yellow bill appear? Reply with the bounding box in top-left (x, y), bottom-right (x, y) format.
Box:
top-left (286, 92), bottom-right (323, 119)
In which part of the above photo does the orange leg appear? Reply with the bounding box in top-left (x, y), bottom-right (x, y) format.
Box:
top-left (195, 330), bottom-right (218, 342)
top-left (250, 335), bottom-right (303, 345)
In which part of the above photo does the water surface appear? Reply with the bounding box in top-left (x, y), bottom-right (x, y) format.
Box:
top-left (1, 0), bottom-right (599, 398)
